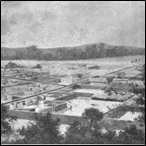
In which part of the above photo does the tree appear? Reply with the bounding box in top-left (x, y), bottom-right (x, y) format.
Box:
top-left (130, 64), bottom-right (145, 124)
top-left (13, 112), bottom-right (63, 144)
top-left (33, 64), bottom-right (42, 69)
top-left (82, 108), bottom-right (103, 128)
top-left (1, 105), bottom-right (17, 144)
top-left (64, 121), bottom-right (145, 144)
top-left (64, 121), bottom-right (94, 144)
top-left (115, 125), bottom-right (145, 144)
top-left (1, 105), bottom-right (16, 136)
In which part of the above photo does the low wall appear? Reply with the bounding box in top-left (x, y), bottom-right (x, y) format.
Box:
top-left (8, 110), bottom-right (40, 121)
top-left (52, 114), bottom-right (85, 125)
top-left (8, 110), bottom-right (131, 130)
top-left (74, 92), bottom-right (93, 97)
top-left (91, 97), bottom-right (124, 102)
top-left (55, 103), bottom-right (67, 112)
top-left (8, 110), bottom-right (85, 125)
top-left (39, 107), bottom-right (54, 113)
top-left (80, 84), bottom-right (106, 90)
top-left (56, 94), bottom-right (77, 101)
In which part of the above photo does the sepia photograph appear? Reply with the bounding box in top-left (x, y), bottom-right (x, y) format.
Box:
top-left (1, 1), bottom-right (145, 145)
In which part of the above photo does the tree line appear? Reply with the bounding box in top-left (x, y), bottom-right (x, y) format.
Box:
top-left (1, 43), bottom-right (145, 60)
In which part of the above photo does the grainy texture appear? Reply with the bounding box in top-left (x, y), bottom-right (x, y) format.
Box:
top-left (1, 1), bottom-right (145, 145)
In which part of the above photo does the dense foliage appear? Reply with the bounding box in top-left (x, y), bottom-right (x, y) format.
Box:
top-left (64, 121), bottom-right (145, 144)
top-left (130, 64), bottom-right (145, 124)
top-left (1, 106), bottom-right (16, 137)
top-left (1, 105), bottom-right (16, 144)
top-left (4, 62), bottom-right (25, 69)
top-left (12, 113), bottom-right (63, 144)
top-left (33, 64), bottom-right (42, 69)
top-left (1, 43), bottom-right (145, 60)
top-left (1, 106), bottom-right (145, 144)
top-left (82, 108), bottom-right (103, 128)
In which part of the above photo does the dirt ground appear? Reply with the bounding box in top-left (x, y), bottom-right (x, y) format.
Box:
top-left (1, 55), bottom-right (145, 77)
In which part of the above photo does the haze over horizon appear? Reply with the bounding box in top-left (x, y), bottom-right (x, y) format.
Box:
top-left (1, 1), bottom-right (145, 48)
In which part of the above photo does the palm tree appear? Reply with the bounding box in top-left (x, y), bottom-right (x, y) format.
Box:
top-left (82, 108), bottom-right (103, 129)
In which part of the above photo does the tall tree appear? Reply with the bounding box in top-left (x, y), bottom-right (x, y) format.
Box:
top-left (1, 105), bottom-right (16, 144)
top-left (1, 105), bottom-right (16, 136)
top-left (131, 64), bottom-right (145, 124)
top-left (13, 113), bottom-right (63, 144)
top-left (82, 108), bottom-right (103, 128)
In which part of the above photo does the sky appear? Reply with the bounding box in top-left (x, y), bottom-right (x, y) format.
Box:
top-left (1, 1), bottom-right (145, 48)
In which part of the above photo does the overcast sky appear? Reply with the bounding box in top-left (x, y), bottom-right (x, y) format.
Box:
top-left (1, 1), bottom-right (145, 48)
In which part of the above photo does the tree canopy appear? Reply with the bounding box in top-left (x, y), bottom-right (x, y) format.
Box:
top-left (12, 113), bottom-right (63, 144)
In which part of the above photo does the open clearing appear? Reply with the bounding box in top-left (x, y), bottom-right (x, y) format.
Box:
top-left (1, 55), bottom-right (145, 77)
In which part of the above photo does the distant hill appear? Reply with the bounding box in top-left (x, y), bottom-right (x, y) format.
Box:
top-left (1, 43), bottom-right (145, 60)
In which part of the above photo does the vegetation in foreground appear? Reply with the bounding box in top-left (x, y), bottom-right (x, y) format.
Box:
top-left (1, 106), bottom-right (145, 144)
